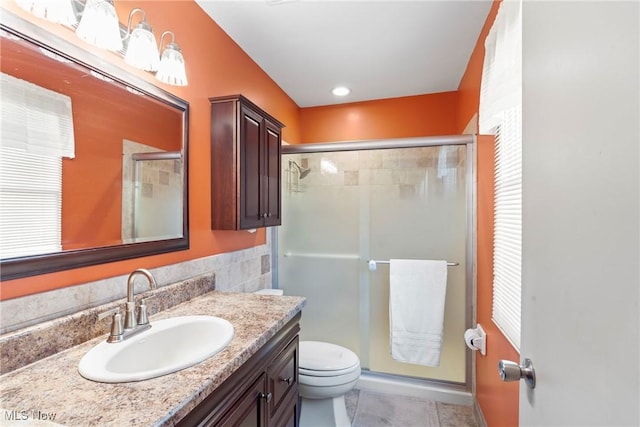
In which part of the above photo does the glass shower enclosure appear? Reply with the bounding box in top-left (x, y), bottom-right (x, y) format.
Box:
top-left (277, 136), bottom-right (474, 386)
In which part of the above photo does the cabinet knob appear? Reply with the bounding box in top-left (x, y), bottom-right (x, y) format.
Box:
top-left (281, 377), bottom-right (293, 385)
top-left (262, 213), bottom-right (268, 218)
top-left (267, 212), bottom-right (272, 217)
top-left (260, 392), bottom-right (273, 402)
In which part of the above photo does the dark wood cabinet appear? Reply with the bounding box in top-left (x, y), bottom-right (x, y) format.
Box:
top-left (266, 338), bottom-right (299, 427)
top-left (216, 374), bottom-right (267, 427)
top-left (177, 314), bottom-right (300, 427)
top-left (210, 95), bottom-right (284, 230)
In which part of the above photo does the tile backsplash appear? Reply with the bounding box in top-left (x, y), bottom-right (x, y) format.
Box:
top-left (1, 237), bottom-right (273, 335)
top-left (0, 236), bottom-right (274, 374)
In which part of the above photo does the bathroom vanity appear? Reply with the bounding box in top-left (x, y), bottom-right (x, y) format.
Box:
top-left (0, 291), bottom-right (305, 426)
top-left (179, 316), bottom-right (299, 427)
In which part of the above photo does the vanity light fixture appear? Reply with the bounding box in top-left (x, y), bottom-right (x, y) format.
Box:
top-left (332, 86), bottom-right (351, 97)
top-left (123, 8), bottom-right (159, 72)
top-left (155, 31), bottom-right (188, 87)
top-left (75, 0), bottom-right (123, 52)
top-left (15, 0), bottom-right (189, 87)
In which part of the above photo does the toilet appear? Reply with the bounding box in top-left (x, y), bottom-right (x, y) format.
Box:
top-left (298, 341), bottom-right (361, 427)
top-left (252, 289), bottom-right (361, 426)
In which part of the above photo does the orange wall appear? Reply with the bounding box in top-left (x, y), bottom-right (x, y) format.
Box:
top-left (0, 0), bottom-right (301, 300)
top-left (456, 2), bottom-right (520, 426)
top-left (299, 92), bottom-right (459, 143)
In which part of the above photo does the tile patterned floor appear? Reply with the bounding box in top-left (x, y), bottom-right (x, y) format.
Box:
top-left (345, 389), bottom-right (478, 427)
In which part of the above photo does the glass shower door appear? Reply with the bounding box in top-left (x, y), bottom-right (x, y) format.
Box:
top-left (279, 145), bottom-right (468, 384)
top-left (278, 154), bottom-right (361, 353)
top-left (365, 146), bottom-right (467, 383)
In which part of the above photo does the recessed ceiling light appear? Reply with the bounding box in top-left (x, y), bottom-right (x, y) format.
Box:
top-left (332, 86), bottom-right (350, 97)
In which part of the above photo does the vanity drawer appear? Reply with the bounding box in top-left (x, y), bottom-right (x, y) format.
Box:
top-left (267, 336), bottom-right (298, 420)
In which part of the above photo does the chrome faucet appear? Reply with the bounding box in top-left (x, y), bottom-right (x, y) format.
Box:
top-left (124, 268), bottom-right (157, 330)
top-left (98, 268), bottom-right (158, 343)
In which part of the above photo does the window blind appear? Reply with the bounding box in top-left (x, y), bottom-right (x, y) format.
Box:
top-left (0, 72), bottom-right (72, 259)
top-left (479, 0), bottom-right (522, 349)
top-left (0, 146), bottom-right (62, 258)
top-left (492, 107), bottom-right (522, 349)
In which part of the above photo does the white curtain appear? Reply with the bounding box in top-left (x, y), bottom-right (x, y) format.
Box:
top-left (1, 72), bottom-right (75, 159)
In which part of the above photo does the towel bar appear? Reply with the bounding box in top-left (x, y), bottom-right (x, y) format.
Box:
top-left (367, 259), bottom-right (459, 271)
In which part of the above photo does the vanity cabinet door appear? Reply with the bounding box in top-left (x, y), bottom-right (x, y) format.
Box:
top-left (266, 337), bottom-right (298, 424)
top-left (216, 373), bottom-right (267, 427)
top-left (210, 95), bottom-right (284, 231)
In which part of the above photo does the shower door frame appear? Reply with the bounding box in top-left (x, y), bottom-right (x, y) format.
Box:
top-left (130, 151), bottom-right (183, 241)
top-left (275, 134), bottom-right (477, 391)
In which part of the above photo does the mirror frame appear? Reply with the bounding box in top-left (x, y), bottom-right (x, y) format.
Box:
top-left (0, 10), bottom-right (190, 281)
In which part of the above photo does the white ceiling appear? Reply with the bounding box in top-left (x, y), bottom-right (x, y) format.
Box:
top-left (196, 1), bottom-right (492, 108)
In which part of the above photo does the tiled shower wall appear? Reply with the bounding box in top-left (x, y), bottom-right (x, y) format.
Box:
top-left (286, 146), bottom-right (465, 195)
top-left (121, 140), bottom-right (183, 242)
top-left (0, 235), bottom-right (273, 335)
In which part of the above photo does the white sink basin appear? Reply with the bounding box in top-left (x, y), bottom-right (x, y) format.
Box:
top-left (78, 315), bottom-right (234, 383)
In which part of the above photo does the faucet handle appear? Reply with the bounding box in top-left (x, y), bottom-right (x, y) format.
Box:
top-left (137, 296), bottom-right (155, 326)
top-left (98, 307), bottom-right (123, 343)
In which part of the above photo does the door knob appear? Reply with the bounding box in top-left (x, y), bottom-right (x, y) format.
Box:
top-left (498, 358), bottom-right (536, 389)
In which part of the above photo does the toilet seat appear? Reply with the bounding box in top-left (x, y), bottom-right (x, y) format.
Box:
top-left (299, 364), bottom-right (359, 378)
top-left (299, 341), bottom-right (359, 373)
top-left (299, 365), bottom-right (361, 387)
top-left (299, 341), bottom-right (361, 388)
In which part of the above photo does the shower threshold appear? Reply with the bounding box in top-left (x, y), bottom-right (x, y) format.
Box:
top-left (355, 370), bottom-right (472, 406)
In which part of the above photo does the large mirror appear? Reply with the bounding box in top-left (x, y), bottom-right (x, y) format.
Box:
top-left (0, 11), bottom-right (189, 281)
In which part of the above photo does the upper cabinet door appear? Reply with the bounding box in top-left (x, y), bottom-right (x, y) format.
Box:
top-left (264, 120), bottom-right (282, 228)
top-left (240, 104), bottom-right (267, 230)
top-left (210, 95), bottom-right (284, 231)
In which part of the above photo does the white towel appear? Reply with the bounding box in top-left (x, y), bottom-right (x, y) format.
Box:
top-left (389, 259), bottom-right (448, 366)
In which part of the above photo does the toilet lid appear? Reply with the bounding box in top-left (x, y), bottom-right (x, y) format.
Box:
top-left (299, 341), bottom-right (360, 372)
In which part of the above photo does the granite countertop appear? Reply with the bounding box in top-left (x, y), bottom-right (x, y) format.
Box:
top-left (0, 291), bottom-right (306, 426)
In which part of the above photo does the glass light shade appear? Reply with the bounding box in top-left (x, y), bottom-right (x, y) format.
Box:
top-left (156, 44), bottom-right (188, 86)
top-left (125, 24), bottom-right (160, 72)
top-left (15, 0), bottom-right (77, 26)
top-left (75, 0), bottom-right (123, 52)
